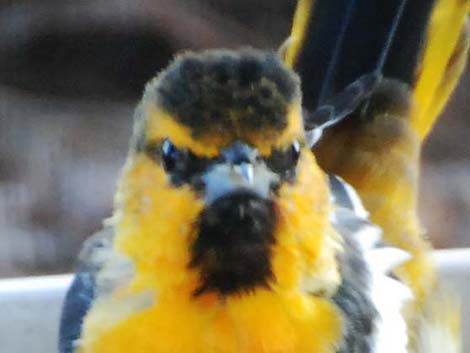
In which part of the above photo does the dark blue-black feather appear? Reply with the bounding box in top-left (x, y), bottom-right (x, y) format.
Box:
top-left (295, 0), bottom-right (436, 114)
top-left (59, 272), bottom-right (96, 353)
top-left (58, 230), bottom-right (113, 353)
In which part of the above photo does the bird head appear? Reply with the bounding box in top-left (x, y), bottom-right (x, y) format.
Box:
top-left (113, 49), bottom-right (339, 299)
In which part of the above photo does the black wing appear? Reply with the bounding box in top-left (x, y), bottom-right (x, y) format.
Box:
top-left (59, 229), bottom-right (113, 353)
top-left (329, 175), bottom-right (412, 353)
top-left (289, 0), bottom-right (436, 113)
top-left (283, 0), bottom-right (440, 138)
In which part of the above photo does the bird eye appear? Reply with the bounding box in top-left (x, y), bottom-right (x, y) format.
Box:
top-left (160, 138), bottom-right (215, 186)
top-left (162, 139), bottom-right (185, 173)
top-left (291, 140), bottom-right (301, 161)
top-left (265, 140), bottom-right (301, 180)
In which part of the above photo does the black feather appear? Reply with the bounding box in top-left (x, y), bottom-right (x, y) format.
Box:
top-left (58, 230), bottom-right (113, 353)
top-left (59, 272), bottom-right (95, 353)
top-left (190, 191), bottom-right (277, 296)
top-left (333, 236), bottom-right (377, 353)
top-left (152, 49), bottom-right (300, 140)
top-left (295, 0), bottom-right (436, 113)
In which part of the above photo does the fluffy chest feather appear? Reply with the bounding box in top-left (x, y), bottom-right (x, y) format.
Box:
top-left (81, 289), bottom-right (342, 353)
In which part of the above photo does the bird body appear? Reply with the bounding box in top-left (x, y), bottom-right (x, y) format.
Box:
top-left (59, 1), bottom-right (469, 352)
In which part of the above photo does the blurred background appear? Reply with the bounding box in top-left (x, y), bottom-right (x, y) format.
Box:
top-left (0, 0), bottom-right (468, 278)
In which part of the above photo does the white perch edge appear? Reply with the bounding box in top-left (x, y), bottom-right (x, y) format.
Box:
top-left (0, 249), bottom-right (469, 353)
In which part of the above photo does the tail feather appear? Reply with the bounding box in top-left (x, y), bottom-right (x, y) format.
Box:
top-left (283, 3), bottom-right (468, 350)
top-left (284, 0), bottom-right (439, 113)
top-left (284, 0), bottom-right (469, 139)
top-left (412, 4), bottom-right (470, 139)
top-left (284, 0), bottom-right (313, 69)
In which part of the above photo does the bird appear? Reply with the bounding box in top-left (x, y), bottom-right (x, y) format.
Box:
top-left (59, 0), bottom-right (469, 352)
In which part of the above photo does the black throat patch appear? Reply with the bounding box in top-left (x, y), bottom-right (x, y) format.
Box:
top-left (190, 191), bottom-right (277, 296)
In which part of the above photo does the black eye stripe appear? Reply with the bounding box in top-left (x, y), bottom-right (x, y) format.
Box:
top-left (145, 139), bottom-right (216, 186)
top-left (144, 138), bottom-right (301, 186)
top-left (144, 142), bottom-right (162, 161)
top-left (264, 142), bottom-right (301, 181)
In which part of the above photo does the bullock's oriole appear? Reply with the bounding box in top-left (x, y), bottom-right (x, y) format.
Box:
top-left (59, 1), bottom-right (469, 352)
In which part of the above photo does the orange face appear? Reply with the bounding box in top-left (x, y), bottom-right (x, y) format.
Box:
top-left (79, 49), bottom-right (342, 353)
top-left (110, 49), bottom-right (339, 299)
top-left (85, 117), bottom-right (340, 353)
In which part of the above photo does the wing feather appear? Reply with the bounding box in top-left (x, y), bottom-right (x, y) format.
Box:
top-left (59, 229), bottom-right (114, 353)
top-left (412, 2), bottom-right (470, 139)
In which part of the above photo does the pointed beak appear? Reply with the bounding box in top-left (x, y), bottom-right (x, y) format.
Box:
top-left (201, 142), bottom-right (279, 205)
top-left (202, 162), bottom-right (278, 204)
top-left (233, 163), bottom-right (254, 184)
